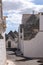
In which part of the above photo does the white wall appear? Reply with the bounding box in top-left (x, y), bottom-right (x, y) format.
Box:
top-left (0, 33), bottom-right (6, 65)
top-left (19, 12), bottom-right (43, 58)
top-left (19, 40), bottom-right (24, 53)
top-left (20, 32), bottom-right (43, 58)
top-left (40, 13), bottom-right (43, 30)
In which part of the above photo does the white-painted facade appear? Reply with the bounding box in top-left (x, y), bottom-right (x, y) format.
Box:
top-left (18, 12), bottom-right (43, 58)
top-left (0, 33), bottom-right (6, 65)
top-left (0, 0), bottom-right (6, 65)
top-left (6, 37), bottom-right (18, 48)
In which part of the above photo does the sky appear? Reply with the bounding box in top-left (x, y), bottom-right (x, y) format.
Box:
top-left (2, 0), bottom-right (43, 33)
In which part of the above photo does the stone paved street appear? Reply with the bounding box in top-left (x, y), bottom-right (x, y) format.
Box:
top-left (6, 50), bottom-right (43, 65)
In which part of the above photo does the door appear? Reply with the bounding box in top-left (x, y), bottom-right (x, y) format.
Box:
top-left (8, 41), bottom-right (11, 48)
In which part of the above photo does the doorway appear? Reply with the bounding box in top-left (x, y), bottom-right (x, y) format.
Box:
top-left (8, 41), bottom-right (11, 48)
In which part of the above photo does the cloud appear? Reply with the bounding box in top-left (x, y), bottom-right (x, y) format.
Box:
top-left (3, 1), bottom-right (23, 11)
top-left (19, 8), bottom-right (38, 14)
top-left (6, 21), bottom-right (19, 33)
top-left (3, 0), bottom-right (43, 11)
top-left (39, 8), bottom-right (43, 12)
top-left (6, 19), bottom-right (20, 33)
top-left (6, 13), bottom-right (22, 24)
top-left (3, 0), bottom-right (43, 33)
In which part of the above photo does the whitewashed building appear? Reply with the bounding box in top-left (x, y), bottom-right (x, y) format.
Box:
top-left (6, 31), bottom-right (18, 49)
top-left (0, 0), bottom-right (7, 65)
top-left (18, 12), bottom-right (43, 58)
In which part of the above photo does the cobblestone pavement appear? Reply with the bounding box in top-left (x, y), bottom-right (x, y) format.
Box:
top-left (6, 50), bottom-right (43, 65)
